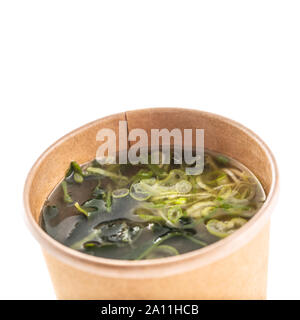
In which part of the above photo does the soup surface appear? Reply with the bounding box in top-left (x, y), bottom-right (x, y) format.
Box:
top-left (41, 150), bottom-right (265, 260)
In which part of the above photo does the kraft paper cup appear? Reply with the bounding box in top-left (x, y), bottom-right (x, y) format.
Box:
top-left (24, 108), bottom-right (279, 299)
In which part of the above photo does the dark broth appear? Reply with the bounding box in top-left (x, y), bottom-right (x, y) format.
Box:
top-left (41, 150), bottom-right (265, 260)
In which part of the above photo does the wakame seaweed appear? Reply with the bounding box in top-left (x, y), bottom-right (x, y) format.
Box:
top-left (41, 149), bottom-right (266, 260)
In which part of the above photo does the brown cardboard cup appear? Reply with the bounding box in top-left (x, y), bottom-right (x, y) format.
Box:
top-left (24, 108), bottom-right (279, 299)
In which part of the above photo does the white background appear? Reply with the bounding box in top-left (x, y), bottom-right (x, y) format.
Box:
top-left (0, 1), bottom-right (299, 299)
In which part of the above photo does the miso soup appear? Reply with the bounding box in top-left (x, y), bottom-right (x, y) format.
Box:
top-left (41, 150), bottom-right (266, 260)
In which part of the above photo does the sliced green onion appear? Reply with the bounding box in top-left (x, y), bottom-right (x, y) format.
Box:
top-left (83, 241), bottom-right (100, 248)
top-left (186, 201), bottom-right (216, 217)
top-left (86, 167), bottom-right (128, 183)
top-left (137, 213), bottom-right (165, 223)
top-left (61, 180), bottom-right (73, 203)
top-left (200, 206), bottom-right (216, 217)
top-left (74, 202), bottom-right (89, 217)
top-left (131, 169), bottom-right (153, 182)
top-left (215, 185), bottom-right (234, 199)
top-left (234, 183), bottom-right (256, 200)
top-left (158, 169), bottom-right (186, 186)
top-left (151, 192), bottom-right (211, 202)
top-left (222, 168), bottom-right (240, 183)
top-left (167, 206), bottom-right (183, 224)
top-left (231, 168), bottom-right (250, 181)
top-left (216, 155), bottom-right (230, 165)
top-left (175, 180), bottom-right (192, 193)
top-left (74, 172), bottom-right (84, 183)
top-left (130, 183), bottom-right (151, 201)
top-left (167, 198), bottom-right (187, 205)
top-left (71, 161), bottom-right (83, 174)
top-left (65, 161), bottom-right (83, 178)
top-left (203, 170), bottom-right (229, 186)
top-left (196, 176), bottom-right (213, 192)
top-left (106, 190), bottom-right (112, 212)
top-left (141, 178), bottom-right (156, 185)
top-left (112, 188), bottom-right (129, 198)
top-left (206, 217), bottom-right (247, 238)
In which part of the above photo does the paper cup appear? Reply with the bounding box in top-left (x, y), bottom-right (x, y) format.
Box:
top-left (24, 108), bottom-right (279, 299)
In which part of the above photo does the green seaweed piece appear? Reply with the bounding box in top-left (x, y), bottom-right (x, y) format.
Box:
top-left (71, 221), bottom-right (142, 250)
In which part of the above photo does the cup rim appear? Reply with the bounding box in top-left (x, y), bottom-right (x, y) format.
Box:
top-left (23, 108), bottom-right (279, 279)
